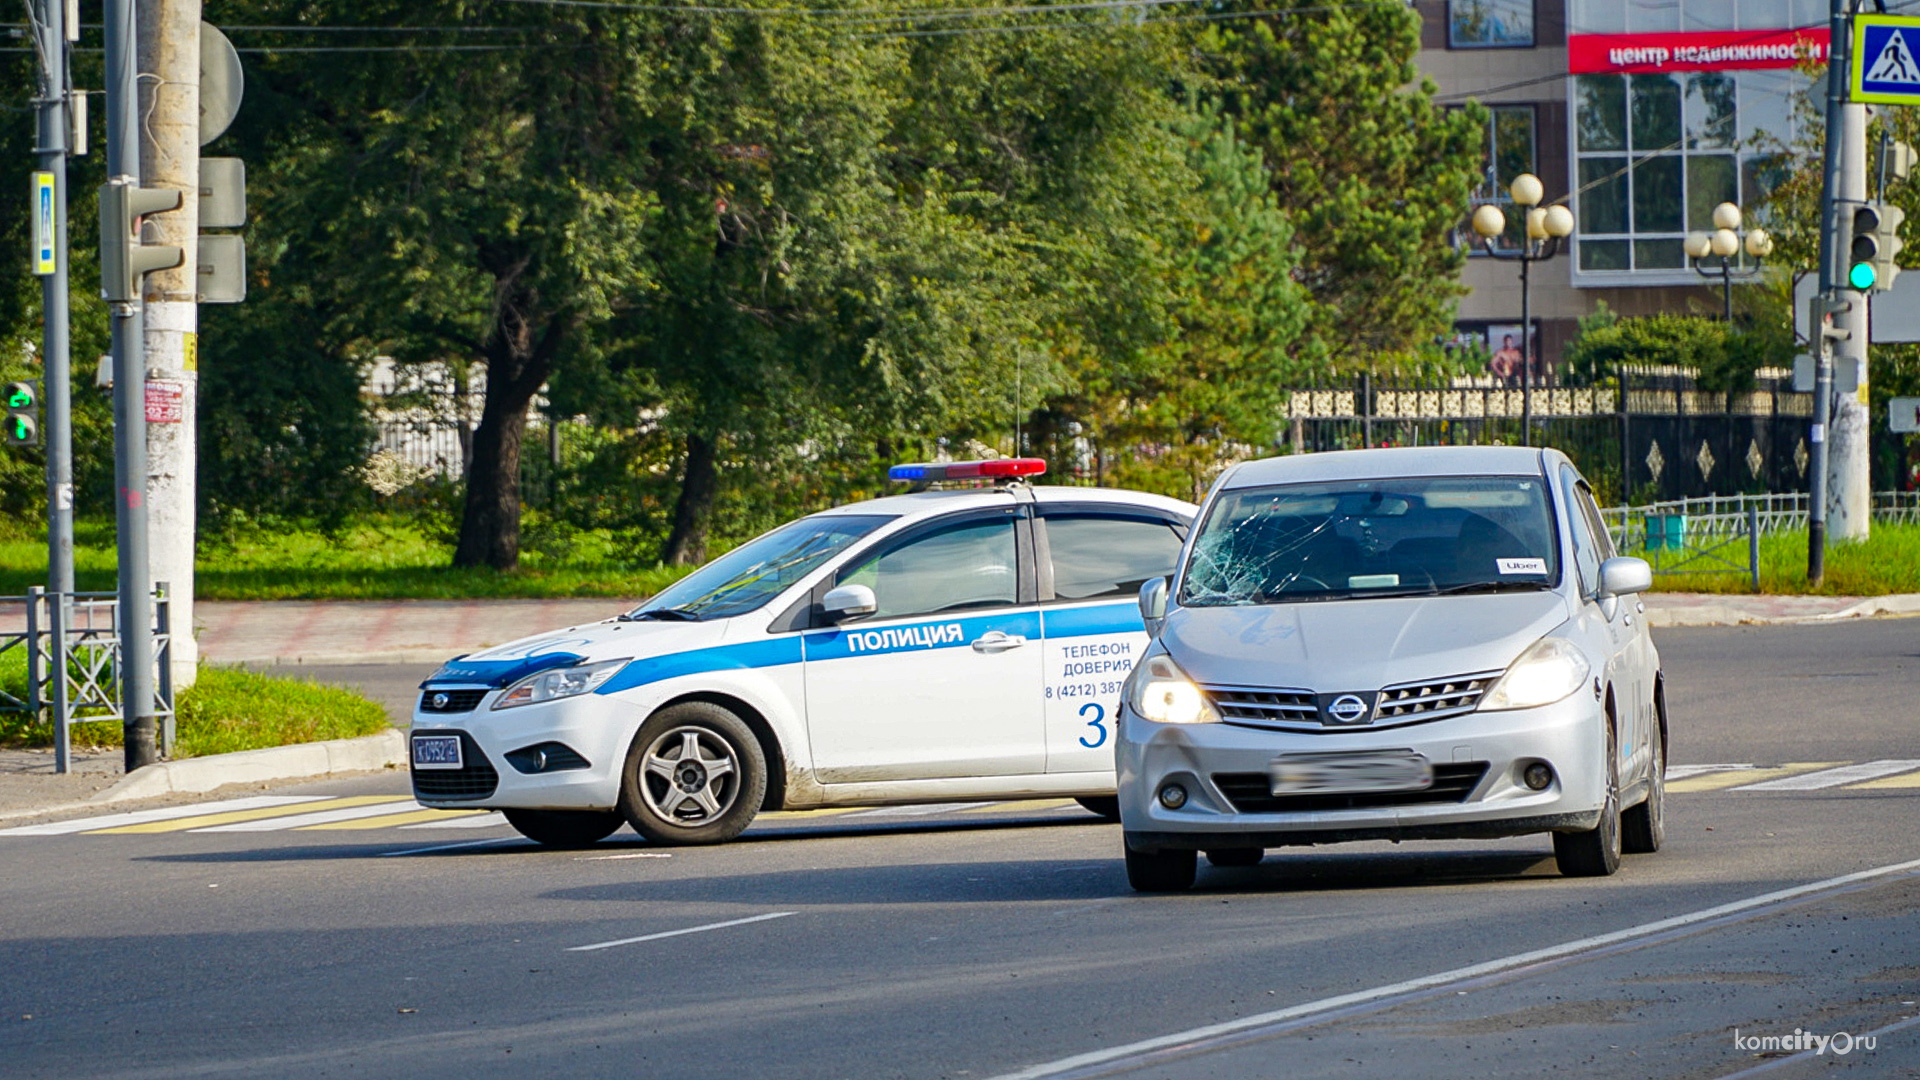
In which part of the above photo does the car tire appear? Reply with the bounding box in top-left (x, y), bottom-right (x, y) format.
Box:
top-left (1125, 844), bottom-right (1197, 892)
top-left (1554, 717), bottom-right (1623, 877)
top-left (1205, 847), bottom-right (1263, 868)
top-left (1074, 796), bottom-right (1121, 821)
top-left (619, 702), bottom-right (767, 846)
top-left (1622, 705), bottom-right (1666, 855)
top-left (502, 808), bottom-right (625, 849)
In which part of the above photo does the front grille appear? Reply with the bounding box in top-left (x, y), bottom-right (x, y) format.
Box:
top-left (1212, 762), bottom-right (1490, 814)
top-left (419, 688), bottom-right (488, 714)
top-left (1205, 686), bottom-right (1318, 726)
top-left (1373, 673), bottom-right (1498, 724)
top-left (410, 731), bottom-right (499, 800)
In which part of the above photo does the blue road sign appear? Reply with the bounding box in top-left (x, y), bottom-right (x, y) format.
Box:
top-left (1854, 16), bottom-right (1920, 105)
top-left (31, 172), bottom-right (54, 276)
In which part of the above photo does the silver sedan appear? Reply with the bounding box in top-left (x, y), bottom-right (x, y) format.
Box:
top-left (1116, 445), bottom-right (1665, 890)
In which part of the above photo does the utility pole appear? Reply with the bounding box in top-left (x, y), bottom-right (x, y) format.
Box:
top-left (1812, 0), bottom-right (1870, 584)
top-left (1828, 103), bottom-right (1873, 547)
top-left (30, 0), bottom-right (76, 595)
top-left (104, 0), bottom-right (158, 770)
top-left (140, 0), bottom-right (203, 691)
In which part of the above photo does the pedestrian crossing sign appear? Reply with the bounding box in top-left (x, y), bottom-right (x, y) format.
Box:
top-left (1853, 15), bottom-right (1920, 104)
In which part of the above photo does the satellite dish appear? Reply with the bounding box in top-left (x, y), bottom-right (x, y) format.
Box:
top-left (200, 23), bottom-right (243, 146)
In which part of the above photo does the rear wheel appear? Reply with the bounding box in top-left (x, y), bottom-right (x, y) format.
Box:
top-left (1125, 844), bottom-right (1197, 892)
top-left (1074, 796), bottom-right (1120, 821)
top-left (619, 702), bottom-right (767, 846)
top-left (1554, 717), bottom-right (1623, 877)
top-left (1205, 847), bottom-right (1263, 868)
top-left (502, 808), bottom-right (624, 849)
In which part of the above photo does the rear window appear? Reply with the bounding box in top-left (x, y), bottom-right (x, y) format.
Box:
top-left (1179, 475), bottom-right (1558, 606)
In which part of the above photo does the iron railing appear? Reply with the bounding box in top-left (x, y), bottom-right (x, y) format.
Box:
top-left (0, 584), bottom-right (175, 773)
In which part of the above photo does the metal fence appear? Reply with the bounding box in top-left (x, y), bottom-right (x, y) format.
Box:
top-left (1596, 491), bottom-right (1920, 591)
top-left (0, 585), bottom-right (176, 772)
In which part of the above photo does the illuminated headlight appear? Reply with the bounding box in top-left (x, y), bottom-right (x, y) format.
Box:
top-left (492, 658), bottom-right (629, 709)
top-left (1125, 654), bottom-right (1219, 725)
top-left (1478, 638), bottom-right (1590, 711)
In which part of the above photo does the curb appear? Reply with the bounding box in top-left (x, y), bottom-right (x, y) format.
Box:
top-left (1644, 592), bottom-right (1920, 628)
top-left (94, 729), bottom-right (406, 804)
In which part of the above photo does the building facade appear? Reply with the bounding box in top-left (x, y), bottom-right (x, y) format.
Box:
top-left (1415, 0), bottom-right (1825, 370)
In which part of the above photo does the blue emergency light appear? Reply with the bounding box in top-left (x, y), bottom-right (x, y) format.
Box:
top-left (888, 458), bottom-right (1047, 484)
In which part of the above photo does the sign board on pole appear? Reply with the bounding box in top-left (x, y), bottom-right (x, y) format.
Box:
top-left (31, 172), bottom-right (55, 275)
top-left (144, 381), bottom-right (184, 424)
top-left (1852, 16), bottom-right (1920, 104)
top-left (1892, 397), bottom-right (1920, 433)
top-left (1793, 272), bottom-right (1920, 343)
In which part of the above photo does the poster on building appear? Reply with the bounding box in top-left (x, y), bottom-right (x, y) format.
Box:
top-left (1484, 324), bottom-right (1538, 387)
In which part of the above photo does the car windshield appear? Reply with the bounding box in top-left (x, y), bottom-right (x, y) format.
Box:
top-left (1179, 475), bottom-right (1559, 606)
top-left (625, 514), bottom-right (895, 621)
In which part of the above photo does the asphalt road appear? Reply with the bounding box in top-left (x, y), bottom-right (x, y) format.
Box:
top-left (8, 619), bottom-right (1920, 1080)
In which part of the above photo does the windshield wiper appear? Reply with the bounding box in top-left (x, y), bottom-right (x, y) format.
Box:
top-left (1430, 580), bottom-right (1551, 596)
top-left (622, 607), bottom-right (700, 622)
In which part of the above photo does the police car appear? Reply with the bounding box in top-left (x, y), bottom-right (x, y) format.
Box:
top-left (410, 459), bottom-right (1197, 847)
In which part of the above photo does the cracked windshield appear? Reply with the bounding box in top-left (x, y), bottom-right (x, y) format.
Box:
top-left (1180, 476), bottom-right (1559, 605)
top-left (625, 514), bottom-right (894, 620)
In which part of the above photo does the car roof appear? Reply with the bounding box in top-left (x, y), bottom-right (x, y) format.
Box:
top-left (1221, 446), bottom-right (1560, 489)
top-left (816, 484), bottom-right (1197, 520)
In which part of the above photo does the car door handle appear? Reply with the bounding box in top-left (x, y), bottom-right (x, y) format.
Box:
top-left (970, 631), bottom-right (1028, 653)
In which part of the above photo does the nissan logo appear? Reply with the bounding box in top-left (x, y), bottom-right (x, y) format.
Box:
top-left (1326, 694), bottom-right (1370, 724)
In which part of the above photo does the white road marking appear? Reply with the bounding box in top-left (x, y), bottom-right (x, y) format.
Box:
top-left (399, 811), bottom-right (508, 829)
top-left (850, 802), bottom-right (1000, 818)
top-left (567, 911), bottom-right (797, 953)
top-left (0, 796), bottom-right (325, 836)
top-left (1663, 763), bottom-right (1751, 780)
top-left (193, 800), bottom-right (421, 832)
top-left (1734, 759), bottom-right (1920, 791)
top-left (576, 852), bottom-right (673, 861)
top-left (983, 856), bottom-right (1920, 1080)
top-left (377, 837), bottom-right (521, 857)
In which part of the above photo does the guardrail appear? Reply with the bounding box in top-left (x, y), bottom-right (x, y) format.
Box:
top-left (0, 584), bottom-right (176, 773)
top-left (1599, 491), bottom-right (1920, 592)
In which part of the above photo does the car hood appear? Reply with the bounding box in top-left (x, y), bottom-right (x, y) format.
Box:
top-left (422, 617), bottom-right (730, 688)
top-left (1159, 591), bottom-right (1571, 693)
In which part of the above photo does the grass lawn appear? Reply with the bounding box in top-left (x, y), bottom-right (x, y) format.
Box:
top-left (0, 658), bottom-right (391, 756)
top-left (0, 517), bottom-right (692, 600)
top-left (1638, 521), bottom-right (1920, 596)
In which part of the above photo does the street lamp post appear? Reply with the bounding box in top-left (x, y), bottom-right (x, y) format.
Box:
top-left (1684, 201), bottom-right (1773, 322)
top-left (1471, 173), bottom-right (1573, 447)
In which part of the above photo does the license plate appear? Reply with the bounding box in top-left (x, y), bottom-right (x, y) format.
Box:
top-left (411, 734), bottom-right (464, 770)
top-left (1270, 751), bottom-right (1433, 795)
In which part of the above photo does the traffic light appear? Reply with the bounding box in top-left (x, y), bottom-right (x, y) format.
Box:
top-left (1848, 201), bottom-right (1904, 292)
top-left (4, 381), bottom-right (38, 446)
top-left (97, 178), bottom-right (183, 304)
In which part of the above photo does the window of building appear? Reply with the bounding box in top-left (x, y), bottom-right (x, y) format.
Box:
top-left (1567, 0), bottom-right (1824, 34)
top-left (1450, 0), bottom-right (1534, 48)
top-left (1463, 105), bottom-right (1537, 253)
top-left (1572, 70), bottom-right (1803, 278)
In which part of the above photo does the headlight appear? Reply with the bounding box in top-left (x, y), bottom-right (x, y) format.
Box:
top-left (1125, 653), bottom-right (1219, 725)
top-left (1478, 638), bottom-right (1590, 711)
top-left (492, 658), bottom-right (629, 709)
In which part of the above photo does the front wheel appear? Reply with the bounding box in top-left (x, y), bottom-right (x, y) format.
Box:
top-left (1125, 844), bottom-right (1197, 892)
top-left (1622, 719), bottom-right (1666, 855)
top-left (502, 808), bottom-right (624, 849)
top-left (619, 702), bottom-right (767, 846)
top-left (1554, 719), bottom-right (1623, 877)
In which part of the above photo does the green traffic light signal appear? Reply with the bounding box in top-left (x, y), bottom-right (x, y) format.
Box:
top-left (6, 416), bottom-right (30, 441)
top-left (1850, 261), bottom-right (1877, 290)
top-left (6, 388), bottom-right (31, 409)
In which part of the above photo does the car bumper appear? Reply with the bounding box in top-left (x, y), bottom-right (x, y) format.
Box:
top-left (409, 692), bottom-right (644, 811)
top-left (1116, 692), bottom-right (1606, 853)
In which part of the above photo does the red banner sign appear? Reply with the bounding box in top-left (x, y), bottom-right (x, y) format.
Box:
top-left (1568, 28), bottom-right (1828, 74)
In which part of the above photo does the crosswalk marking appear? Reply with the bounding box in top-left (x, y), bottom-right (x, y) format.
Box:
top-left (755, 808), bottom-right (868, 821)
top-left (1847, 770), bottom-right (1920, 790)
top-left (0, 796), bottom-right (324, 836)
top-left (193, 800), bottom-right (422, 832)
top-left (961, 798), bottom-right (1079, 814)
top-left (1734, 759), bottom-right (1920, 792)
top-left (400, 811), bottom-right (508, 829)
top-left (89, 796), bottom-right (402, 834)
top-left (299, 807), bottom-right (490, 830)
top-left (1664, 764), bottom-right (1750, 782)
top-left (850, 801), bottom-right (1000, 818)
top-left (1665, 763), bottom-right (1844, 794)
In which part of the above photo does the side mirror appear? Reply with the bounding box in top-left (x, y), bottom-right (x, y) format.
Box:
top-left (822, 583), bottom-right (877, 622)
top-left (1138, 576), bottom-right (1169, 637)
top-left (1597, 556), bottom-right (1653, 598)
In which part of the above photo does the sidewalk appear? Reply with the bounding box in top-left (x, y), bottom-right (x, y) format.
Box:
top-left (1, 591), bottom-right (1913, 822)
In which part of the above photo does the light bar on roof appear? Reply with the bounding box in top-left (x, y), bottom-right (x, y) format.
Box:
top-left (889, 458), bottom-right (1047, 484)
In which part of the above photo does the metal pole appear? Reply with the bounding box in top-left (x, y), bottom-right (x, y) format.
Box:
top-left (32, 0), bottom-right (74, 598)
top-left (106, 0), bottom-right (157, 770)
top-left (1520, 248), bottom-right (1533, 446)
top-left (1722, 260), bottom-right (1734, 324)
top-left (1748, 503), bottom-right (1761, 593)
top-left (1810, 0), bottom-right (1852, 586)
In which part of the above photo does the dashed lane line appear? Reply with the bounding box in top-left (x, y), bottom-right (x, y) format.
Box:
top-left (567, 911), bottom-right (797, 953)
top-left (1733, 759), bottom-right (1920, 792)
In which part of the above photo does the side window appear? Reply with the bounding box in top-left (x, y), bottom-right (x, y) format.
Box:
top-left (1575, 481), bottom-right (1617, 561)
top-left (1044, 514), bottom-right (1186, 601)
top-left (1561, 468), bottom-right (1601, 596)
top-left (837, 517), bottom-right (1018, 620)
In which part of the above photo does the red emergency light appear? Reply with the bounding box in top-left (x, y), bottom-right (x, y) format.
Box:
top-left (889, 458), bottom-right (1047, 484)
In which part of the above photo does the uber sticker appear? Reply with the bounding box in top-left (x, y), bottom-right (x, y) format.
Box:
top-left (1497, 558), bottom-right (1548, 575)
